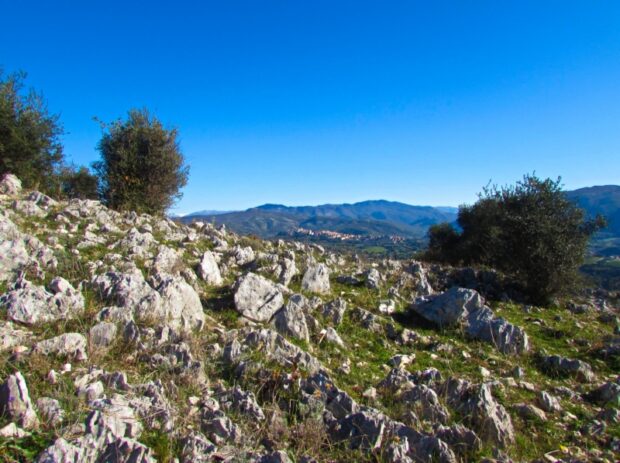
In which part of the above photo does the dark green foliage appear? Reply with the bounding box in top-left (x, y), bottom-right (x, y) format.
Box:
top-left (0, 70), bottom-right (64, 192)
top-left (425, 174), bottom-right (607, 303)
top-left (59, 165), bottom-right (99, 199)
top-left (93, 108), bottom-right (189, 214)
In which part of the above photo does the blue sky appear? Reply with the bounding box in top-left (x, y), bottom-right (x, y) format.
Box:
top-left (2, 1), bottom-right (620, 214)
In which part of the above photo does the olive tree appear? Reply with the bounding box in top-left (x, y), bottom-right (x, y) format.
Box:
top-left (0, 70), bottom-right (64, 191)
top-left (93, 108), bottom-right (189, 214)
top-left (425, 174), bottom-right (606, 303)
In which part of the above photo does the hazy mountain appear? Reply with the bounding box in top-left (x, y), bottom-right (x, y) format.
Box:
top-left (182, 200), bottom-right (458, 239)
top-left (184, 209), bottom-right (234, 217)
top-left (566, 185), bottom-right (620, 235)
top-left (181, 186), bottom-right (620, 248)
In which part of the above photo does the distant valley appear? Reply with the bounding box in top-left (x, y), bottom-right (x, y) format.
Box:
top-left (179, 186), bottom-right (620, 261)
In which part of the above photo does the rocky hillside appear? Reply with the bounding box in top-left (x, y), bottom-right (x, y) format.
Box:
top-left (0, 173), bottom-right (618, 463)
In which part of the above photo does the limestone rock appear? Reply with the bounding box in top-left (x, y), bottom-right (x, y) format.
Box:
top-left (365, 268), bottom-right (382, 290)
top-left (273, 298), bottom-right (310, 341)
top-left (90, 322), bottom-right (118, 348)
top-left (321, 298), bottom-right (347, 325)
top-left (412, 287), bottom-right (485, 327)
top-left (156, 276), bottom-right (205, 333)
top-left (301, 263), bottom-right (330, 294)
top-left (35, 333), bottom-right (88, 361)
top-left (0, 174), bottom-right (22, 195)
top-left (466, 308), bottom-right (530, 354)
top-left (278, 257), bottom-right (297, 286)
top-left (0, 321), bottom-right (32, 352)
top-left (197, 251), bottom-right (223, 286)
top-left (541, 355), bottom-right (595, 382)
top-left (0, 372), bottom-right (38, 429)
top-left (537, 391), bottom-right (562, 413)
top-left (441, 379), bottom-right (514, 447)
top-left (1, 278), bottom-right (84, 325)
top-left (234, 273), bottom-right (284, 322)
top-left (36, 398), bottom-right (64, 426)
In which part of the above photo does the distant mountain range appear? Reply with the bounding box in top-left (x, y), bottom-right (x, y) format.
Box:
top-left (180, 186), bottom-right (620, 245)
top-left (181, 200), bottom-right (458, 239)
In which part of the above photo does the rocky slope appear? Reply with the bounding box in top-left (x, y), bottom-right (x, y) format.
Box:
top-left (0, 173), bottom-right (618, 462)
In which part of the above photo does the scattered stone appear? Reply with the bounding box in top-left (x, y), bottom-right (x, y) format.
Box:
top-left (411, 287), bottom-right (485, 327)
top-left (541, 355), bottom-right (595, 382)
top-left (0, 422), bottom-right (30, 438)
top-left (234, 272), bottom-right (284, 322)
top-left (36, 398), bottom-right (64, 426)
top-left (197, 251), bottom-right (223, 286)
top-left (1, 277), bottom-right (84, 325)
top-left (301, 263), bottom-right (331, 294)
top-left (388, 354), bottom-right (415, 369)
top-left (90, 322), bottom-right (118, 348)
top-left (537, 391), bottom-right (562, 413)
top-left (322, 327), bottom-right (345, 347)
top-left (378, 299), bottom-right (397, 314)
top-left (515, 403), bottom-right (547, 421)
top-left (321, 298), bottom-right (347, 325)
top-left (0, 174), bottom-right (22, 195)
top-left (34, 333), bottom-right (88, 361)
top-left (365, 268), bottom-right (382, 289)
top-left (273, 298), bottom-right (310, 341)
top-left (0, 372), bottom-right (38, 429)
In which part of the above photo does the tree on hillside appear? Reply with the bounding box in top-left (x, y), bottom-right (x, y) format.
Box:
top-left (93, 108), bottom-right (189, 214)
top-left (60, 165), bottom-right (99, 199)
top-left (0, 70), bottom-right (64, 192)
top-left (425, 174), bottom-right (607, 303)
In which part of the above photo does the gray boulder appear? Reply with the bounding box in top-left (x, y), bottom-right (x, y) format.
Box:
top-left (365, 268), bottom-right (382, 290)
top-left (278, 257), bottom-right (297, 286)
top-left (0, 174), bottom-right (22, 195)
top-left (441, 378), bottom-right (514, 448)
top-left (234, 273), bottom-right (284, 322)
top-left (541, 355), bottom-right (595, 382)
top-left (0, 372), bottom-right (38, 429)
top-left (322, 298), bottom-right (347, 325)
top-left (412, 287), bottom-right (485, 327)
top-left (156, 276), bottom-right (205, 333)
top-left (273, 298), bottom-right (310, 341)
top-left (34, 333), bottom-right (88, 361)
top-left (90, 322), bottom-right (118, 348)
top-left (1, 277), bottom-right (84, 325)
top-left (301, 263), bottom-right (330, 294)
top-left (92, 272), bottom-right (205, 334)
top-left (197, 251), bottom-right (223, 286)
top-left (36, 398), bottom-right (64, 427)
top-left (586, 381), bottom-right (620, 406)
top-left (0, 321), bottom-right (32, 352)
top-left (466, 308), bottom-right (530, 354)
top-left (0, 239), bottom-right (29, 282)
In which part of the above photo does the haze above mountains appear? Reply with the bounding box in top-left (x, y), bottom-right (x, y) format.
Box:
top-left (181, 185), bottom-right (620, 242)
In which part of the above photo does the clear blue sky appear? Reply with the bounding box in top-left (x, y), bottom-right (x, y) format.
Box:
top-left (2, 1), bottom-right (620, 214)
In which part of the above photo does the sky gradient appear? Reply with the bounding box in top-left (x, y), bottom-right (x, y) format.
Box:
top-left (2, 1), bottom-right (620, 214)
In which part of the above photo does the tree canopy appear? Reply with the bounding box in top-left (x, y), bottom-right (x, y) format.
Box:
top-left (93, 108), bottom-right (189, 215)
top-left (0, 70), bottom-right (64, 192)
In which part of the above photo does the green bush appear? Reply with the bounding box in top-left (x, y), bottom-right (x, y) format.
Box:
top-left (59, 165), bottom-right (99, 199)
top-left (93, 108), bottom-right (189, 214)
top-left (425, 174), bottom-right (606, 303)
top-left (0, 70), bottom-right (64, 192)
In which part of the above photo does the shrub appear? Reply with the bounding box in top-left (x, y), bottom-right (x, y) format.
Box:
top-left (93, 108), bottom-right (189, 214)
top-left (59, 165), bottom-right (99, 199)
top-left (425, 174), bottom-right (606, 303)
top-left (0, 70), bottom-right (64, 192)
